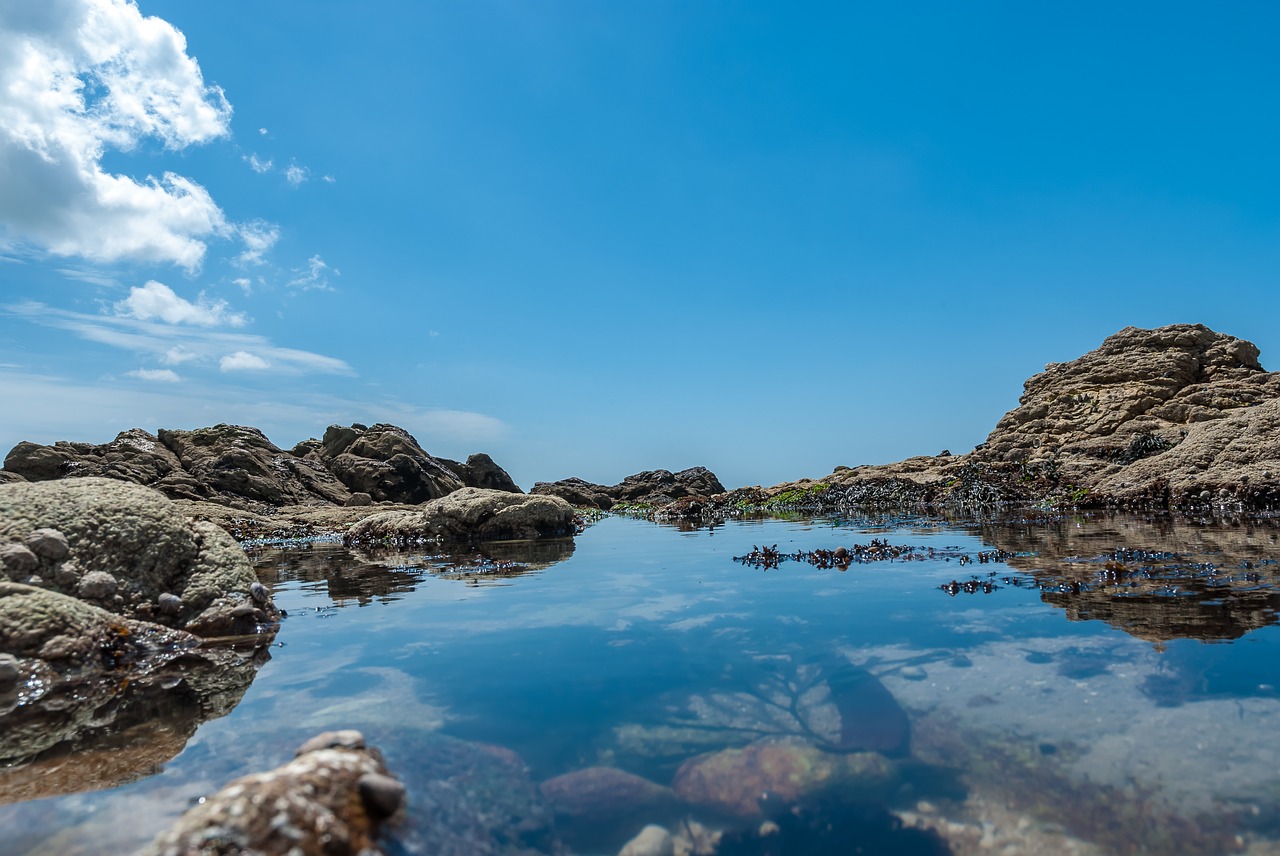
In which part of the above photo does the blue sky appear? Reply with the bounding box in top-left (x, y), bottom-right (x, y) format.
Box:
top-left (1, 1), bottom-right (1277, 490)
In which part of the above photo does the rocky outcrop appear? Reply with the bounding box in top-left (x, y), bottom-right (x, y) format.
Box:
top-left (1, 422), bottom-right (519, 513)
top-left (347, 488), bottom-right (577, 545)
top-left (696, 325), bottom-right (1280, 513)
top-left (438, 453), bottom-right (523, 493)
top-left (0, 478), bottom-right (279, 636)
top-left (316, 423), bottom-right (466, 503)
top-left (141, 730), bottom-right (402, 856)
top-left (532, 467), bottom-right (726, 510)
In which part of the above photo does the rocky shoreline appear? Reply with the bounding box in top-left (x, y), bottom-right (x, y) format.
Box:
top-left (5, 322), bottom-right (1280, 854)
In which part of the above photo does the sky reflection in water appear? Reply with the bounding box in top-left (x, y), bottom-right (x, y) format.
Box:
top-left (3, 513), bottom-right (1280, 855)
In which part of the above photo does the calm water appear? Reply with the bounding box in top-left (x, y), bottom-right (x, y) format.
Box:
top-left (3, 512), bottom-right (1280, 855)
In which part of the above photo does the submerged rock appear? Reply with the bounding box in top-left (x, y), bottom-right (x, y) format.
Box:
top-left (141, 730), bottom-right (400, 856)
top-left (672, 738), bottom-right (900, 819)
top-left (347, 487), bottom-right (577, 544)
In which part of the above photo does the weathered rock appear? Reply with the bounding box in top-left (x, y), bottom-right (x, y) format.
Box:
top-left (439, 453), bottom-right (523, 493)
top-left (0, 543), bottom-right (37, 579)
top-left (672, 738), bottom-right (899, 818)
top-left (690, 324), bottom-right (1280, 514)
top-left (1, 422), bottom-right (523, 520)
top-left (158, 424), bottom-right (353, 508)
top-left (25, 527), bottom-right (68, 560)
top-left (141, 731), bottom-right (398, 856)
top-left (0, 478), bottom-right (279, 635)
top-left (320, 422), bottom-right (466, 504)
top-left (532, 466), bottom-right (726, 510)
top-left (347, 487), bottom-right (577, 544)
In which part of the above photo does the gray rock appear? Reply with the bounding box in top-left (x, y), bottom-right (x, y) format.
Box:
top-left (0, 543), bottom-right (37, 578)
top-left (358, 772), bottom-right (406, 819)
top-left (25, 528), bottom-right (68, 560)
top-left (249, 581), bottom-right (270, 603)
top-left (532, 466), bottom-right (726, 509)
top-left (158, 592), bottom-right (183, 615)
top-left (77, 570), bottom-right (118, 600)
top-left (345, 491), bottom-right (373, 507)
top-left (52, 561), bottom-right (80, 587)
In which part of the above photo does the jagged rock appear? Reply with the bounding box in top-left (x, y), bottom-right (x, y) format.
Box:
top-left (0, 478), bottom-right (279, 635)
top-left (531, 477), bottom-right (617, 510)
top-left (1, 422), bottom-right (522, 518)
top-left (347, 488), bottom-right (576, 544)
top-left (321, 423), bottom-right (466, 503)
top-left (532, 467), bottom-right (726, 510)
top-left (158, 424), bottom-right (352, 508)
top-left (438, 453), bottom-right (523, 493)
top-left (140, 730), bottom-right (398, 856)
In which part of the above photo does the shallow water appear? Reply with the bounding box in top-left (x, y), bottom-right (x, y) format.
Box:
top-left (3, 512), bottom-right (1280, 854)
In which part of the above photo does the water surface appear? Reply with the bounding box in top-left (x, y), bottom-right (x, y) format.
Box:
top-left (3, 512), bottom-right (1280, 855)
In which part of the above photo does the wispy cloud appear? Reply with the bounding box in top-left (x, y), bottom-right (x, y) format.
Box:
top-left (289, 255), bottom-right (336, 292)
top-left (6, 301), bottom-right (353, 377)
top-left (285, 162), bottom-right (310, 187)
top-left (126, 367), bottom-right (181, 383)
top-left (235, 220), bottom-right (279, 266)
top-left (245, 153), bottom-right (273, 174)
top-left (114, 281), bottom-right (247, 328)
top-left (0, 0), bottom-right (233, 270)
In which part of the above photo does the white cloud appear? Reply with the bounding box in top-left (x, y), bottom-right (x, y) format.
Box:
top-left (114, 280), bottom-right (246, 327)
top-left (126, 367), bottom-right (179, 382)
top-left (289, 254), bottom-right (335, 292)
top-left (284, 161), bottom-right (309, 187)
top-left (245, 153), bottom-right (272, 173)
top-left (220, 350), bottom-right (269, 372)
top-left (0, 0), bottom-right (234, 270)
top-left (322, 175), bottom-right (335, 183)
top-left (232, 277), bottom-right (252, 294)
top-left (5, 301), bottom-right (354, 376)
top-left (258, 127), bottom-right (268, 135)
top-left (414, 409), bottom-right (509, 444)
top-left (162, 345), bottom-right (196, 365)
top-left (235, 219), bottom-right (278, 266)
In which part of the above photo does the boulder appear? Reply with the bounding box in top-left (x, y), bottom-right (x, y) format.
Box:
top-left (539, 767), bottom-right (678, 822)
top-left (0, 477), bottom-right (279, 636)
top-left (140, 730), bottom-right (401, 856)
top-left (531, 477), bottom-right (616, 510)
top-left (347, 488), bottom-right (577, 544)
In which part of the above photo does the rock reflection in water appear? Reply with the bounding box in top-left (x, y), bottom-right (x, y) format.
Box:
top-left (251, 538), bottom-right (576, 605)
top-left (0, 642), bottom-right (269, 805)
top-left (981, 513), bottom-right (1280, 641)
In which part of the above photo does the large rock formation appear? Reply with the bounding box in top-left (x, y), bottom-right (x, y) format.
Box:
top-left (705, 325), bottom-right (1280, 513)
top-left (531, 467), bottom-right (726, 510)
top-left (2, 422), bottom-right (521, 513)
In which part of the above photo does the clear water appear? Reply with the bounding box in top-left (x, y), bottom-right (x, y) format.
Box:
top-left (3, 512), bottom-right (1280, 855)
